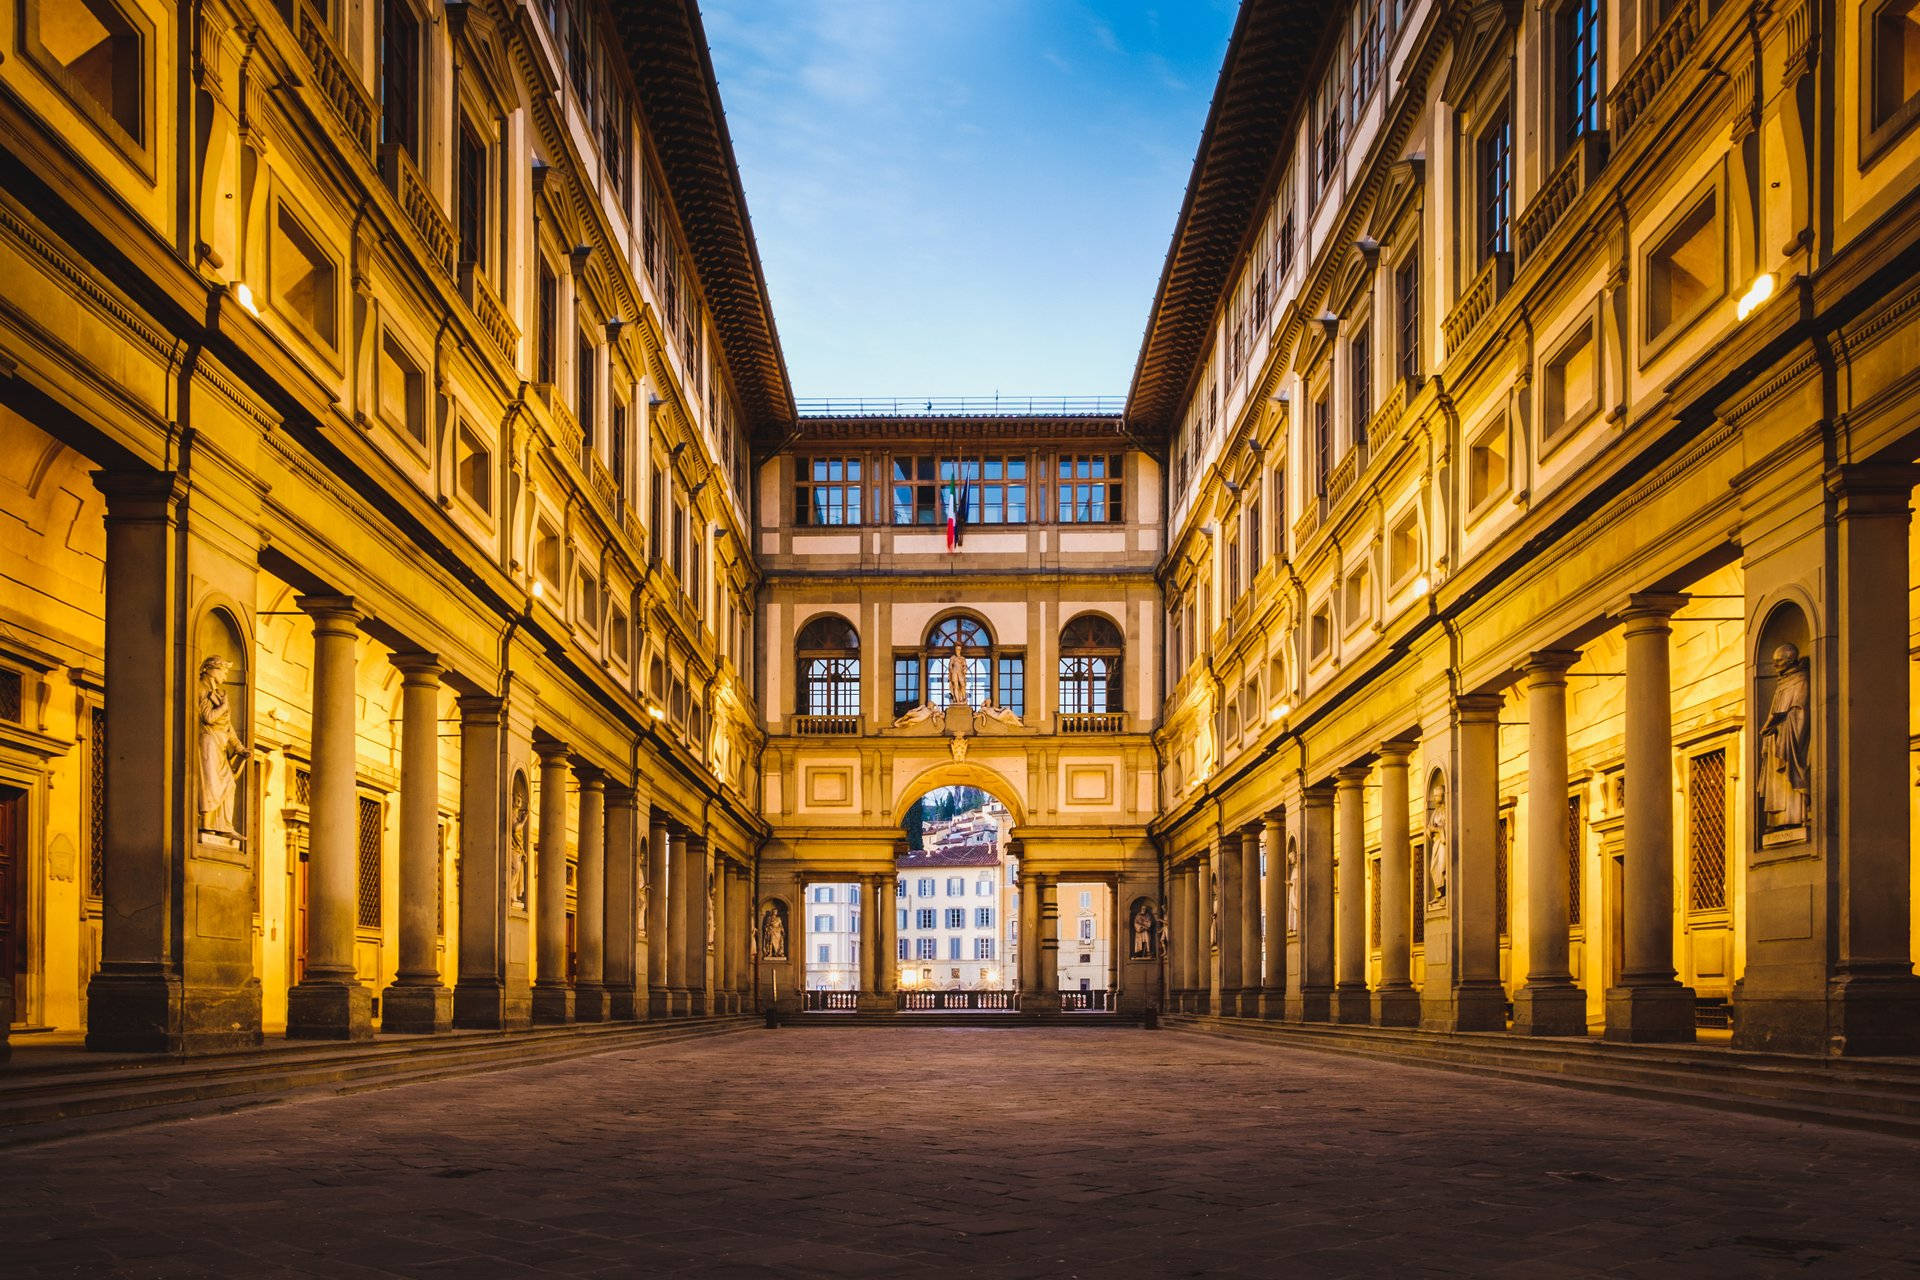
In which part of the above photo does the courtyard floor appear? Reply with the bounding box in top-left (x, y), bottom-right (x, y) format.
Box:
top-left (2, 1026), bottom-right (1916, 1277)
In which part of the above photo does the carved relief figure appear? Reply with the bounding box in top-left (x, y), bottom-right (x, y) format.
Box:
top-left (508, 773), bottom-right (530, 910)
top-left (1425, 771), bottom-right (1449, 904)
top-left (760, 900), bottom-right (789, 960)
top-left (892, 702), bottom-right (939, 729)
top-left (197, 656), bottom-right (247, 837)
top-left (977, 703), bottom-right (1022, 729)
top-left (1758, 642), bottom-right (1810, 834)
top-left (1129, 898), bottom-right (1156, 960)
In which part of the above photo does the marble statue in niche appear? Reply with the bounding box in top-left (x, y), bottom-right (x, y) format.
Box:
top-left (1154, 900), bottom-right (1169, 961)
top-left (760, 900), bottom-right (788, 960)
top-left (1758, 642), bottom-right (1810, 837)
top-left (1285, 840), bottom-right (1300, 933)
top-left (197, 655), bottom-right (246, 839)
top-left (508, 773), bottom-right (530, 910)
top-left (1425, 770), bottom-right (1448, 903)
top-left (1129, 898), bottom-right (1157, 960)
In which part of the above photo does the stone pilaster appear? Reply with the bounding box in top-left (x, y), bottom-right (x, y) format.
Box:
top-left (1292, 785), bottom-right (1334, 1022)
top-left (1237, 827), bottom-right (1262, 1016)
top-left (572, 771), bottom-right (607, 1022)
top-left (1019, 869), bottom-right (1045, 1012)
top-left (286, 597), bottom-right (373, 1041)
top-left (1038, 875), bottom-right (1060, 1000)
top-left (1214, 837), bottom-right (1241, 1015)
top-left (684, 834), bottom-right (711, 1016)
top-left (1452, 692), bottom-right (1508, 1032)
top-left (530, 743), bottom-right (575, 1024)
top-left (1260, 816), bottom-right (1289, 1018)
top-left (1606, 595), bottom-right (1696, 1042)
top-left (381, 654), bottom-right (451, 1034)
top-left (603, 786), bottom-right (640, 1020)
top-left (1372, 745), bottom-right (1419, 1027)
top-left (1515, 652), bottom-right (1587, 1036)
top-left (647, 816), bottom-right (671, 1016)
top-left (452, 695), bottom-right (514, 1029)
top-left (1333, 766), bottom-right (1371, 1024)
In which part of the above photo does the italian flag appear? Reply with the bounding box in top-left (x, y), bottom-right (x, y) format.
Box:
top-left (944, 474), bottom-right (969, 552)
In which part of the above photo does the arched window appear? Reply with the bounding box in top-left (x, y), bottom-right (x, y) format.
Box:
top-left (796, 615), bottom-right (860, 717)
top-left (915, 613), bottom-right (1024, 713)
top-left (1059, 614), bottom-right (1124, 716)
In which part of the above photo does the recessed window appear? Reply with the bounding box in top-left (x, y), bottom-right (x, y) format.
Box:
top-left (1467, 416), bottom-right (1509, 513)
top-left (456, 423), bottom-right (492, 513)
top-left (535, 521), bottom-right (563, 588)
top-left (455, 117), bottom-right (490, 270)
top-left (1555, 0), bottom-right (1604, 155)
top-left (28, 0), bottom-right (145, 149)
top-left (1873, 0), bottom-right (1920, 131)
top-left (1349, 319), bottom-right (1373, 446)
top-left (1477, 104), bottom-right (1513, 265)
top-left (610, 602), bottom-right (631, 664)
top-left (271, 205), bottom-right (338, 351)
top-left (1646, 190), bottom-right (1722, 344)
top-left (576, 568), bottom-right (600, 632)
top-left (1342, 563), bottom-right (1373, 632)
top-left (1543, 321), bottom-right (1598, 439)
top-left (1394, 255), bottom-right (1421, 383)
top-left (1309, 605), bottom-right (1333, 660)
top-left (1389, 508), bottom-right (1420, 586)
top-left (380, 0), bottom-right (422, 156)
top-left (379, 332), bottom-right (426, 446)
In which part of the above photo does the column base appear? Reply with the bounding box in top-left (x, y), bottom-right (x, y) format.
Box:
top-left (286, 979), bottom-right (374, 1041)
top-left (379, 983), bottom-right (452, 1035)
top-left (1449, 980), bottom-right (1508, 1032)
top-left (1019, 992), bottom-right (1055, 1014)
top-left (686, 991), bottom-right (710, 1017)
top-left (1825, 970), bottom-right (1920, 1056)
top-left (1604, 980), bottom-right (1697, 1043)
top-left (452, 979), bottom-right (531, 1030)
top-left (604, 985), bottom-right (639, 1021)
top-left (574, 983), bottom-right (608, 1023)
top-left (647, 987), bottom-right (673, 1018)
top-left (83, 965), bottom-right (184, 1053)
top-left (1290, 986), bottom-right (1332, 1023)
top-left (1333, 984), bottom-right (1372, 1024)
top-left (1238, 991), bottom-right (1264, 1018)
top-left (530, 984), bottom-right (576, 1024)
top-left (665, 987), bottom-right (691, 1016)
top-left (1257, 991), bottom-right (1289, 1020)
top-left (1371, 984), bottom-right (1421, 1028)
top-left (1512, 982), bottom-right (1588, 1036)
top-left (856, 992), bottom-right (893, 1014)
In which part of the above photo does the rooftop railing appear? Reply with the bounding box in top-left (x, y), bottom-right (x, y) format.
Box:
top-left (795, 395), bottom-right (1126, 418)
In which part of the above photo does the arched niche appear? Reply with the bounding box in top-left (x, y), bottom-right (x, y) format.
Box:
top-left (194, 606), bottom-right (250, 847)
top-left (508, 769), bottom-right (530, 910)
top-left (1753, 599), bottom-right (1813, 850)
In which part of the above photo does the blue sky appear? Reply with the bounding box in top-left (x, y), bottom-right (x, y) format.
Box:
top-left (701, 1), bottom-right (1239, 402)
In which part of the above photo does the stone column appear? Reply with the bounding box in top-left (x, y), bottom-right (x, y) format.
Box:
top-left (84, 471), bottom-right (189, 1054)
top-left (1260, 815), bottom-right (1288, 1018)
top-left (1515, 652), bottom-right (1586, 1035)
top-left (1372, 745), bottom-right (1419, 1026)
top-left (666, 829), bottom-right (691, 1014)
top-left (1238, 828), bottom-right (1262, 1016)
top-left (1019, 869), bottom-right (1044, 1011)
top-left (1826, 467), bottom-right (1920, 1053)
top-left (1334, 766), bottom-right (1371, 1024)
top-left (452, 696), bottom-right (510, 1029)
top-left (1167, 863), bottom-right (1188, 1009)
top-left (711, 856), bottom-right (732, 1014)
top-left (684, 835), bottom-right (711, 1015)
top-left (1039, 875), bottom-right (1061, 1000)
top-left (286, 597), bottom-right (373, 1040)
top-left (858, 873), bottom-right (887, 1012)
top-left (572, 771), bottom-right (607, 1022)
top-left (1293, 784), bottom-right (1334, 1021)
top-left (1190, 858), bottom-right (1212, 1012)
top-left (382, 655), bottom-right (450, 1033)
top-left (877, 871), bottom-right (899, 1001)
top-left (647, 815), bottom-right (671, 1016)
top-left (1453, 692), bottom-right (1507, 1031)
top-left (1213, 838), bottom-right (1241, 1016)
top-left (603, 787), bottom-right (639, 1020)
top-left (530, 743), bottom-right (574, 1024)
top-left (1606, 594), bottom-right (1696, 1042)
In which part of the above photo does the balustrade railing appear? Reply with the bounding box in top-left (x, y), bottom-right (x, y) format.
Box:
top-left (1612, 0), bottom-right (1712, 142)
top-left (289, 0), bottom-right (373, 154)
top-left (1060, 990), bottom-right (1115, 1012)
top-left (793, 714), bottom-right (859, 736)
top-left (802, 990), bottom-right (858, 1011)
top-left (459, 262), bottom-right (519, 365)
top-left (1058, 711), bottom-right (1126, 735)
top-left (897, 990), bottom-right (1017, 1011)
top-left (1442, 253), bottom-right (1509, 356)
top-left (379, 144), bottom-right (457, 280)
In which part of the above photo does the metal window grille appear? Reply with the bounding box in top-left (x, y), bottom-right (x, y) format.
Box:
top-left (88, 704), bottom-right (106, 899)
top-left (1494, 813), bottom-right (1511, 938)
top-left (1567, 794), bottom-right (1584, 926)
top-left (1411, 840), bottom-right (1425, 944)
top-left (0, 669), bottom-right (20, 722)
top-left (293, 767), bottom-right (312, 808)
top-left (1688, 748), bottom-right (1728, 912)
top-left (436, 821), bottom-right (447, 938)
top-left (356, 795), bottom-right (383, 930)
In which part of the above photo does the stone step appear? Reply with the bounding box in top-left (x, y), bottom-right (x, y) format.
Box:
top-left (0, 1017), bottom-right (753, 1144)
top-left (1167, 1015), bottom-right (1920, 1138)
top-left (783, 1013), bottom-right (1141, 1028)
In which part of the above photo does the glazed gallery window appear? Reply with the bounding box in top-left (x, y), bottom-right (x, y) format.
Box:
top-left (923, 615), bottom-right (1011, 709)
top-left (1872, 0), bottom-right (1920, 134)
top-left (455, 118), bottom-right (490, 270)
top-left (380, 0), bottom-right (423, 157)
top-left (1477, 105), bottom-right (1513, 264)
top-left (1555, 0), bottom-right (1603, 155)
top-left (795, 458), bottom-right (862, 526)
top-left (1058, 614), bottom-right (1124, 715)
top-left (889, 455), bottom-right (1029, 525)
top-left (25, 0), bottom-right (147, 150)
top-left (795, 615), bottom-right (860, 717)
top-left (1057, 455), bottom-right (1123, 522)
top-left (892, 654), bottom-right (922, 717)
top-left (1395, 255), bottom-right (1421, 382)
top-left (890, 456), bottom-right (939, 525)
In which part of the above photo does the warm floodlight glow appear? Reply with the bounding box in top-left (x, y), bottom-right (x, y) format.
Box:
top-left (648, 704), bottom-right (666, 721)
top-left (234, 282), bottom-right (259, 314)
top-left (1735, 272), bottom-right (1776, 321)
top-left (530, 579), bottom-right (545, 599)
top-left (1270, 702), bottom-right (1292, 723)
top-left (1411, 574), bottom-right (1431, 598)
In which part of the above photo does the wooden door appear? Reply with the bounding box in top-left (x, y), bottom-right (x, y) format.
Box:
top-left (0, 789), bottom-right (23, 1023)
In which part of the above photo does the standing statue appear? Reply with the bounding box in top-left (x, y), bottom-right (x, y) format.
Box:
top-left (508, 777), bottom-right (530, 910)
top-left (197, 656), bottom-right (246, 837)
top-left (1130, 899), bottom-right (1156, 959)
top-left (1758, 642), bottom-right (1810, 834)
top-left (947, 637), bottom-right (969, 708)
top-left (1426, 772), bottom-right (1449, 904)
top-left (1154, 900), bottom-right (1170, 961)
top-left (1285, 843), bottom-right (1300, 934)
top-left (706, 884), bottom-right (717, 952)
top-left (760, 901), bottom-right (788, 960)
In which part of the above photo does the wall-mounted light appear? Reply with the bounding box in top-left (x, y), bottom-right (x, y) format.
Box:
top-left (1269, 702), bottom-right (1292, 723)
top-left (1410, 574), bottom-right (1431, 598)
top-left (234, 282), bottom-right (259, 315)
top-left (1735, 272), bottom-right (1776, 322)
top-left (1315, 311), bottom-right (1340, 338)
top-left (530, 579), bottom-right (545, 599)
top-left (648, 704), bottom-right (666, 721)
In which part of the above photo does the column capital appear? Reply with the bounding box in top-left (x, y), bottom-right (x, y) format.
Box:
top-left (1261, 812), bottom-right (1286, 835)
top-left (1619, 592), bottom-right (1688, 631)
top-left (575, 767), bottom-right (606, 791)
top-left (296, 594), bottom-right (363, 630)
top-left (1452, 690), bottom-right (1504, 722)
top-left (1522, 649), bottom-right (1582, 683)
top-left (534, 739), bottom-right (572, 766)
top-left (391, 652), bottom-right (444, 681)
top-left (456, 693), bottom-right (504, 724)
top-left (1377, 738), bottom-right (1417, 764)
top-left (605, 782), bottom-right (639, 808)
top-left (1302, 781), bottom-right (1336, 808)
top-left (1827, 462), bottom-right (1920, 513)
top-left (91, 468), bottom-right (186, 514)
top-left (1334, 764), bottom-right (1371, 788)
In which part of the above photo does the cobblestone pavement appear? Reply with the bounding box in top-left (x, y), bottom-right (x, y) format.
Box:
top-left (3, 1027), bottom-right (1918, 1278)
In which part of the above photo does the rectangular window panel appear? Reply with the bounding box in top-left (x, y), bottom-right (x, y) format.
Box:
top-left (891, 456), bottom-right (937, 525)
top-left (1056, 454), bottom-right (1123, 523)
top-left (795, 457), bottom-right (863, 526)
top-left (1478, 106), bottom-right (1513, 264)
top-left (893, 655), bottom-right (922, 717)
top-left (1688, 748), bottom-right (1728, 912)
top-left (996, 656), bottom-right (1025, 717)
top-left (356, 795), bottom-right (383, 930)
